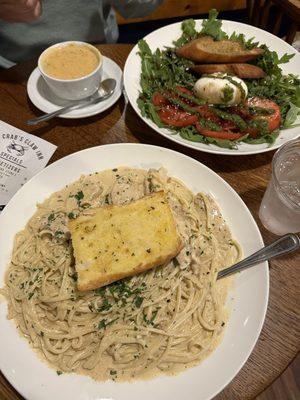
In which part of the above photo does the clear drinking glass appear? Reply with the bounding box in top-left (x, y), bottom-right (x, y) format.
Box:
top-left (259, 138), bottom-right (300, 235)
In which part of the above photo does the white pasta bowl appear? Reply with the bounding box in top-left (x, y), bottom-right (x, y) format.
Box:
top-left (0, 143), bottom-right (268, 400)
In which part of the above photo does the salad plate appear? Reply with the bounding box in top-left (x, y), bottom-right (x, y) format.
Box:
top-left (124, 13), bottom-right (300, 155)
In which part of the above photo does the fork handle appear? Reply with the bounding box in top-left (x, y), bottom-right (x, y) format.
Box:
top-left (217, 233), bottom-right (300, 279)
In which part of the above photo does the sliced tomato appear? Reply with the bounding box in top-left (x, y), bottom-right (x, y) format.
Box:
top-left (152, 92), bottom-right (169, 107)
top-left (219, 120), bottom-right (237, 131)
top-left (229, 106), bottom-right (252, 121)
top-left (196, 123), bottom-right (243, 140)
top-left (175, 86), bottom-right (194, 96)
top-left (246, 97), bottom-right (281, 132)
top-left (194, 105), bottom-right (220, 123)
top-left (159, 106), bottom-right (198, 127)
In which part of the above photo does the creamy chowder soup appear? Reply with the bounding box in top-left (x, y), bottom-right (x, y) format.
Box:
top-left (41, 43), bottom-right (100, 80)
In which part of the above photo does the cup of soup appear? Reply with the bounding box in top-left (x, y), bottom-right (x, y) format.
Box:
top-left (38, 41), bottom-right (102, 100)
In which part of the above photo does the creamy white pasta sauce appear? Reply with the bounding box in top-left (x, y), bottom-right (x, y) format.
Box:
top-left (1, 168), bottom-right (241, 381)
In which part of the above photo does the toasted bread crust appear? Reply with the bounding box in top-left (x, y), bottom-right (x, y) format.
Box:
top-left (176, 36), bottom-right (264, 63)
top-left (191, 63), bottom-right (266, 79)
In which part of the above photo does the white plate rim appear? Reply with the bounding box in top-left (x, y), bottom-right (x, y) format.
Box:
top-left (123, 19), bottom-right (300, 156)
top-left (27, 56), bottom-right (123, 119)
top-left (0, 143), bottom-right (269, 400)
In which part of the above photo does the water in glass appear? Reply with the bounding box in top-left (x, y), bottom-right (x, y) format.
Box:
top-left (259, 139), bottom-right (300, 235)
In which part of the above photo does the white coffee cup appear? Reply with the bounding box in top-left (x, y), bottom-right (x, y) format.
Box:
top-left (38, 41), bottom-right (103, 100)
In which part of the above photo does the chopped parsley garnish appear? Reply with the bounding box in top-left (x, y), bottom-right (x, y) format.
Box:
top-left (134, 296), bottom-right (144, 308)
top-left (98, 319), bottom-right (107, 329)
top-left (173, 257), bottom-right (180, 267)
top-left (94, 287), bottom-right (106, 297)
top-left (54, 230), bottom-right (64, 238)
top-left (48, 213), bottom-right (55, 222)
top-left (143, 309), bottom-right (158, 325)
top-left (74, 190), bottom-right (84, 204)
top-left (99, 298), bottom-right (112, 311)
top-left (98, 318), bottom-right (119, 330)
top-left (67, 212), bottom-right (76, 219)
top-left (94, 280), bottom-right (146, 311)
top-left (56, 371), bottom-right (63, 375)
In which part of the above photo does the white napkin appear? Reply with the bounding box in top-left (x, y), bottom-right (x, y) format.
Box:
top-left (0, 121), bottom-right (57, 210)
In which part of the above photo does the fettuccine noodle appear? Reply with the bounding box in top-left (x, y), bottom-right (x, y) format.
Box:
top-left (1, 167), bottom-right (241, 381)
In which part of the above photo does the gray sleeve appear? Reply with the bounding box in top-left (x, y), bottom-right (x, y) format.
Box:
top-left (0, 55), bottom-right (16, 69)
top-left (111, 0), bottom-right (163, 19)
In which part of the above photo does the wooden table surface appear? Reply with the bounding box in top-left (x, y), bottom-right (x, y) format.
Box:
top-left (0, 44), bottom-right (299, 400)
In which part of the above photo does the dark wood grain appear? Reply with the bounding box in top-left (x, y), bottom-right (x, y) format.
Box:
top-left (0, 44), bottom-right (299, 400)
top-left (257, 354), bottom-right (300, 400)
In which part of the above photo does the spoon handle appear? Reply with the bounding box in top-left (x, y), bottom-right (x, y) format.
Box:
top-left (27, 104), bottom-right (83, 125)
top-left (217, 233), bottom-right (300, 280)
top-left (27, 92), bottom-right (111, 125)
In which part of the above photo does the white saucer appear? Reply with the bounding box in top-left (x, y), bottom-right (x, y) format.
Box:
top-left (27, 56), bottom-right (123, 119)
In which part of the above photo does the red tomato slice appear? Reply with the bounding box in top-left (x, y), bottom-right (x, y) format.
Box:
top-left (152, 92), bottom-right (169, 107)
top-left (196, 123), bottom-right (243, 140)
top-left (175, 86), bottom-right (194, 96)
top-left (194, 105), bottom-right (220, 123)
top-left (229, 106), bottom-right (252, 120)
top-left (219, 120), bottom-right (237, 131)
top-left (246, 97), bottom-right (281, 132)
top-left (159, 106), bottom-right (198, 127)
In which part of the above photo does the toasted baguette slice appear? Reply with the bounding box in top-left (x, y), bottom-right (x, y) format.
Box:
top-left (176, 36), bottom-right (264, 63)
top-left (69, 191), bottom-right (182, 291)
top-left (192, 63), bottom-right (266, 79)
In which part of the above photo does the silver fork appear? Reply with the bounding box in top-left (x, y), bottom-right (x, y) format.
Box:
top-left (218, 233), bottom-right (300, 279)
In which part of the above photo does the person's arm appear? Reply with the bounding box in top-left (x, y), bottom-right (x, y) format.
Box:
top-left (111, 0), bottom-right (163, 19)
top-left (0, 0), bottom-right (41, 22)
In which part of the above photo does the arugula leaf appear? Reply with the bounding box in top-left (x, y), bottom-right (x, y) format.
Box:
top-left (244, 130), bottom-right (279, 145)
top-left (179, 126), bottom-right (238, 149)
top-left (200, 9), bottom-right (227, 41)
top-left (173, 19), bottom-right (198, 47)
top-left (278, 53), bottom-right (295, 64)
top-left (138, 39), bottom-right (152, 56)
top-left (283, 103), bottom-right (300, 128)
top-left (148, 103), bottom-right (164, 127)
top-left (293, 86), bottom-right (300, 107)
top-left (229, 32), bottom-right (259, 49)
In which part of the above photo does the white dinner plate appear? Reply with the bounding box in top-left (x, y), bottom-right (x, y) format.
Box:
top-left (0, 144), bottom-right (269, 400)
top-left (124, 20), bottom-right (300, 155)
top-left (27, 56), bottom-right (123, 119)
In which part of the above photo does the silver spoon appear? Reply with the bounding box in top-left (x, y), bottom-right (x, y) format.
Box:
top-left (218, 233), bottom-right (300, 280)
top-left (27, 78), bottom-right (116, 125)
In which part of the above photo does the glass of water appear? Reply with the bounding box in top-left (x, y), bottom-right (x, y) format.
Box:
top-left (259, 138), bottom-right (300, 235)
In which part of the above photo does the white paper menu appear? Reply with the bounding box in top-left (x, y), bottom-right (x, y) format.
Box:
top-left (0, 121), bottom-right (57, 210)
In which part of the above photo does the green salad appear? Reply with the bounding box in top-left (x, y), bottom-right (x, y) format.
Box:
top-left (137, 10), bottom-right (300, 149)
